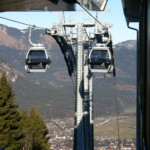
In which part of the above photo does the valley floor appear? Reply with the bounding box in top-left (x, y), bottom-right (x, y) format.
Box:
top-left (46, 116), bottom-right (136, 150)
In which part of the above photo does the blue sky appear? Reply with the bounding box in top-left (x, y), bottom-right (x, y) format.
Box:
top-left (0, 0), bottom-right (138, 44)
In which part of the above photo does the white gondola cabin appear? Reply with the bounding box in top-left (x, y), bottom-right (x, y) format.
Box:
top-left (25, 46), bottom-right (51, 73)
top-left (88, 45), bottom-right (113, 73)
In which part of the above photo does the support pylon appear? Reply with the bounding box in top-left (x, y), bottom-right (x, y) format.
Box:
top-left (74, 23), bottom-right (84, 150)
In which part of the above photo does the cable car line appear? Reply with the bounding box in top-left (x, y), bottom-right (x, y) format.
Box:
top-left (0, 16), bottom-right (46, 30)
top-left (0, 12), bottom-right (119, 149)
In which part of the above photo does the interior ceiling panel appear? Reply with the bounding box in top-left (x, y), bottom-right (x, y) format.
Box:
top-left (0, 0), bottom-right (75, 11)
top-left (0, 0), bottom-right (108, 12)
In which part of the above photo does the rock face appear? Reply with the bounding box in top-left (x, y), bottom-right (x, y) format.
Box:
top-left (0, 24), bottom-right (137, 119)
top-left (0, 62), bottom-right (18, 82)
top-left (0, 25), bottom-right (27, 50)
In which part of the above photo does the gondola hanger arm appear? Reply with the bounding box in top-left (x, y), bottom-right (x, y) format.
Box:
top-left (29, 26), bottom-right (43, 47)
top-left (102, 31), bottom-right (111, 46)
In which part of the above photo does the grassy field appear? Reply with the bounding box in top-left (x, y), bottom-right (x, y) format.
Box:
top-left (94, 117), bottom-right (136, 139)
top-left (121, 106), bottom-right (136, 115)
top-left (94, 106), bottom-right (136, 139)
top-left (94, 118), bottom-right (105, 125)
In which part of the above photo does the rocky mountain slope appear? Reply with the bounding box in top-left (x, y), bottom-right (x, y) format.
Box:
top-left (0, 24), bottom-right (136, 119)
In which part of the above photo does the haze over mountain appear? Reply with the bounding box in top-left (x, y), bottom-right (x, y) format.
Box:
top-left (0, 24), bottom-right (136, 119)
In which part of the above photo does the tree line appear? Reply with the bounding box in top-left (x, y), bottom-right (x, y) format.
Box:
top-left (0, 72), bottom-right (50, 150)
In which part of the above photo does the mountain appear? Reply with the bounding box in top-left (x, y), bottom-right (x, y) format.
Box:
top-left (116, 40), bottom-right (137, 51)
top-left (0, 54), bottom-right (75, 119)
top-left (0, 24), bottom-right (136, 119)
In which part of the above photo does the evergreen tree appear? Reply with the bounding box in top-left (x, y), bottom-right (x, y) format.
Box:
top-left (0, 71), bottom-right (23, 150)
top-left (0, 71), bottom-right (50, 150)
top-left (21, 106), bottom-right (50, 150)
top-left (20, 109), bottom-right (34, 150)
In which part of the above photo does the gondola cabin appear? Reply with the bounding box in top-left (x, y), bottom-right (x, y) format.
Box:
top-left (25, 46), bottom-right (50, 73)
top-left (88, 46), bottom-right (113, 73)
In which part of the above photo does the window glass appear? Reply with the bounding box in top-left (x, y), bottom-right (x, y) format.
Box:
top-left (28, 50), bottom-right (46, 59)
top-left (91, 50), bottom-right (109, 59)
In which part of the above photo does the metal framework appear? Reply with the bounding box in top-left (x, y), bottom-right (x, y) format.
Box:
top-left (46, 14), bottom-right (113, 149)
